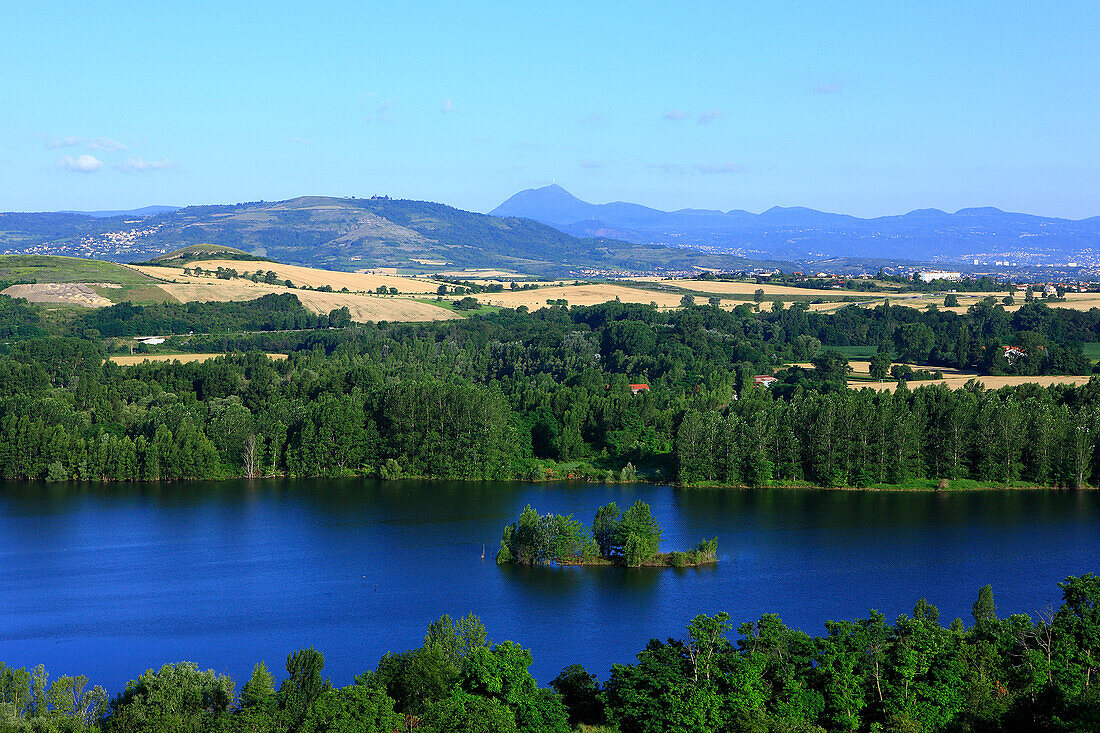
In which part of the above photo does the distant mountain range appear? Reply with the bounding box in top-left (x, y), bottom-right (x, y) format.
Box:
top-left (58, 205), bottom-right (181, 218)
top-left (491, 185), bottom-right (1100, 266)
top-left (8, 187), bottom-right (1094, 278)
top-left (0, 196), bottom-right (777, 277)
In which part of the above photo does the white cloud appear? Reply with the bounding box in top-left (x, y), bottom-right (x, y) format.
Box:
top-left (116, 157), bottom-right (175, 172)
top-left (442, 98), bottom-right (455, 113)
top-left (57, 154), bottom-right (103, 172)
top-left (88, 137), bottom-right (127, 151)
top-left (695, 163), bottom-right (745, 174)
top-left (697, 110), bottom-right (721, 124)
top-left (663, 110), bottom-right (687, 121)
top-left (46, 135), bottom-right (127, 151)
top-left (47, 136), bottom-right (82, 149)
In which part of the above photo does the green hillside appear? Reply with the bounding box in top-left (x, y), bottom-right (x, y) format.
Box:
top-left (0, 255), bottom-right (155, 284)
top-left (146, 243), bottom-right (271, 264)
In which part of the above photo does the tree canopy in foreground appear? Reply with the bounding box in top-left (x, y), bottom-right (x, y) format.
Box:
top-left (4, 575), bottom-right (1100, 731)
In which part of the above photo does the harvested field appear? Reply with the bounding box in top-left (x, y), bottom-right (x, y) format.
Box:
top-left (133, 261), bottom-right (439, 294)
top-left (292, 290), bottom-right (459, 322)
top-left (784, 360), bottom-right (1093, 392)
top-left (628, 277), bottom-right (859, 298)
top-left (469, 283), bottom-right (686, 309)
top-left (2, 283), bottom-right (114, 307)
top-left (851, 374), bottom-right (1093, 392)
top-left (435, 269), bottom-right (519, 279)
top-left (155, 281), bottom-right (459, 322)
top-left (108, 353), bottom-right (289, 365)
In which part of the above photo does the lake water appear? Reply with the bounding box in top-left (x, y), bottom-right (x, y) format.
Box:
top-left (2, 480), bottom-right (1099, 692)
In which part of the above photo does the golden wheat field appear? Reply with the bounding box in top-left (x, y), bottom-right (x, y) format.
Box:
top-left (850, 374), bottom-right (1093, 392)
top-left (629, 277), bottom-right (859, 298)
top-left (785, 360), bottom-right (1093, 392)
top-left (126, 262), bottom-right (460, 322)
top-left (132, 261), bottom-right (439, 294)
top-left (154, 281), bottom-right (459, 322)
top-left (471, 283), bottom-right (687, 308)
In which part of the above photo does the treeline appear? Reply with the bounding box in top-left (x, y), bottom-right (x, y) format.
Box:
top-left (81, 294), bottom-right (353, 337)
top-left (677, 384), bottom-right (1100, 488)
top-left (775, 298), bottom-right (1094, 375)
top-left (4, 575), bottom-right (1100, 732)
top-left (5, 297), bottom-right (1100, 485)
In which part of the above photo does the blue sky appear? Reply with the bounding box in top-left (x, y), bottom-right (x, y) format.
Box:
top-left (2, 1), bottom-right (1098, 217)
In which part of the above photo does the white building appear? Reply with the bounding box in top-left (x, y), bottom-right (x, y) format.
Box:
top-left (918, 271), bottom-right (962, 283)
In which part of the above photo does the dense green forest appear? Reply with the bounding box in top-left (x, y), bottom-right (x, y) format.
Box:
top-left (82, 294), bottom-right (353, 336)
top-left (3, 575), bottom-right (1100, 732)
top-left (4, 291), bottom-right (1100, 485)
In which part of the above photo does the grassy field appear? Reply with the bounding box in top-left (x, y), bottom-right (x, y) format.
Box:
top-left (0, 255), bottom-right (156, 284)
top-left (1082, 342), bottom-right (1100, 361)
top-left (147, 244), bottom-right (259, 263)
top-left (108, 352), bottom-right (289, 365)
top-left (815, 345), bottom-right (882, 359)
top-left (94, 283), bottom-right (175, 304)
top-left (0, 256), bottom-right (173, 305)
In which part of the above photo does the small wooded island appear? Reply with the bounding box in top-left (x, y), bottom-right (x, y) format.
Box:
top-left (495, 500), bottom-right (718, 567)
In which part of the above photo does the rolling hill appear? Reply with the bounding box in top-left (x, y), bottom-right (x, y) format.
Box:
top-left (0, 196), bottom-right (776, 277)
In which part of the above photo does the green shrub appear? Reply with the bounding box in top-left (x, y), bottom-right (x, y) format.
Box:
top-left (380, 458), bottom-right (402, 480)
top-left (692, 538), bottom-right (718, 563)
top-left (45, 461), bottom-right (68, 483)
top-left (669, 551), bottom-right (688, 567)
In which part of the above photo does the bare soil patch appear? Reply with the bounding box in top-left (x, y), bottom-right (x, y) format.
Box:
top-left (2, 283), bottom-right (113, 307)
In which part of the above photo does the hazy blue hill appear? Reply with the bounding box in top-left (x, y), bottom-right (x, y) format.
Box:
top-left (757, 206), bottom-right (861, 227)
top-left (58, 205), bottom-right (180, 218)
top-left (490, 183), bottom-right (597, 224)
top-left (492, 184), bottom-right (671, 228)
top-left (491, 184), bottom-right (1100, 262)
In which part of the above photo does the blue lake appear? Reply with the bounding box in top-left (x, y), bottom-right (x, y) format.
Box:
top-left (2, 480), bottom-right (1098, 692)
